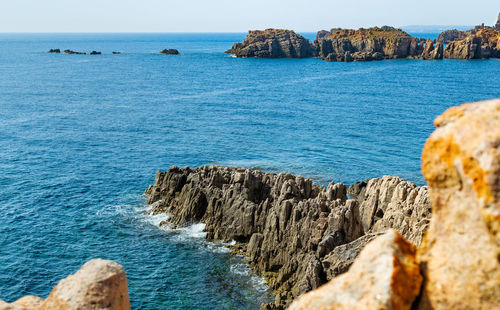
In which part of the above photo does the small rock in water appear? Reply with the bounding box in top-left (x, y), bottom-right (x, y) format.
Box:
top-left (112, 51), bottom-right (121, 54)
top-left (90, 51), bottom-right (102, 55)
top-left (48, 49), bottom-right (60, 53)
top-left (63, 49), bottom-right (86, 55)
top-left (159, 49), bottom-right (180, 55)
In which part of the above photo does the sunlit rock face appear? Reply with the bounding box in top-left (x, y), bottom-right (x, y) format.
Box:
top-left (0, 259), bottom-right (130, 310)
top-left (417, 99), bottom-right (500, 309)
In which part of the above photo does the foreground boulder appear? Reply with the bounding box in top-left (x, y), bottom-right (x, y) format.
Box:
top-left (417, 99), bottom-right (500, 309)
top-left (225, 29), bottom-right (316, 58)
top-left (0, 259), bottom-right (130, 310)
top-left (145, 166), bottom-right (430, 307)
top-left (288, 230), bottom-right (422, 310)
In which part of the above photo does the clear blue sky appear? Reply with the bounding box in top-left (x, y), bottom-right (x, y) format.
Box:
top-left (1, 0), bottom-right (498, 32)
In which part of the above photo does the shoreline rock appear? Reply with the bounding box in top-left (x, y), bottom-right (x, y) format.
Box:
top-left (145, 167), bottom-right (430, 308)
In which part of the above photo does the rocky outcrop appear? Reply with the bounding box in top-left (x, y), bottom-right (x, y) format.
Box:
top-left (63, 50), bottom-right (86, 55)
top-left (145, 167), bottom-right (430, 308)
top-left (288, 230), bottom-right (422, 310)
top-left (417, 99), bottom-right (500, 309)
top-left (159, 49), bottom-right (180, 55)
top-left (48, 49), bottom-right (60, 53)
top-left (436, 29), bottom-right (466, 44)
top-left (314, 26), bottom-right (444, 61)
top-left (0, 259), bottom-right (130, 310)
top-left (90, 51), bottom-right (101, 55)
top-left (419, 39), bottom-right (444, 60)
top-left (283, 99), bottom-right (500, 310)
top-left (444, 27), bottom-right (500, 59)
top-left (225, 29), bottom-right (316, 58)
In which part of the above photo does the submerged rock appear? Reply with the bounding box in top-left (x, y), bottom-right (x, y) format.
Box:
top-left (90, 51), bottom-right (102, 55)
top-left (112, 51), bottom-right (121, 54)
top-left (417, 99), bottom-right (500, 309)
top-left (225, 29), bottom-right (316, 58)
top-left (48, 49), bottom-right (60, 53)
top-left (0, 259), bottom-right (130, 310)
top-left (145, 166), bottom-right (430, 307)
top-left (159, 49), bottom-right (180, 55)
top-left (288, 230), bottom-right (422, 310)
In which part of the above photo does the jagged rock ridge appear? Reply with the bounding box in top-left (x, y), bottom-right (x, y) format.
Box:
top-left (145, 167), bottom-right (430, 308)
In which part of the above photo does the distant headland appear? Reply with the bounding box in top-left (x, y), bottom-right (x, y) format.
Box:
top-left (226, 13), bottom-right (500, 61)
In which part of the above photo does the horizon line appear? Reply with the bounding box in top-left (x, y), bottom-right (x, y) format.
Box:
top-left (0, 25), bottom-right (476, 34)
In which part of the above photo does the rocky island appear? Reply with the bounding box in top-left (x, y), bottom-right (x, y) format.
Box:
top-left (226, 13), bottom-right (500, 61)
top-left (225, 29), bottom-right (316, 58)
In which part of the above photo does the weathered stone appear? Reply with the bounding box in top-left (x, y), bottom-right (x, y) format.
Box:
top-left (444, 27), bottom-right (500, 59)
top-left (225, 29), bottom-right (316, 58)
top-left (417, 99), bottom-right (500, 309)
top-left (288, 230), bottom-right (422, 310)
top-left (39, 259), bottom-right (130, 310)
top-left (436, 29), bottom-right (466, 44)
top-left (314, 26), bottom-right (427, 61)
top-left (145, 166), bottom-right (430, 307)
top-left (420, 39), bottom-right (444, 60)
top-left (0, 259), bottom-right (129, 310)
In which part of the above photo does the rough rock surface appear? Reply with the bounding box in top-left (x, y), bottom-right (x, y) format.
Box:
top-left (0, 259), bottom-right (130, 310)
top-left (288, 230), bottom-right (422, 310)
top-left (436, 29), bottom-right (466, 44)
top-left (145, 166), bottom-right (430, 308)
top-left (417, 99), bottom-right (500, 309)
top-left (313, 26), bottom-right (440, 61)
top-left (444, 26), bottom-right (500, 59)
top-left (225, 29), bottom-right (316, 58)
top-left (419, 39), bottom-right (444, 60)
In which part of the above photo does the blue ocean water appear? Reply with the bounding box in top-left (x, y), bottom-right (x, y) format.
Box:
top-left (0, 33), bottom-right (498, 309)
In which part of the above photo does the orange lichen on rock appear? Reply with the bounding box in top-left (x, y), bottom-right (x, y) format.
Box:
top-left (287, 230), bottom-right (422, 310)
top-left (417, 99), bottom-right (500, 309)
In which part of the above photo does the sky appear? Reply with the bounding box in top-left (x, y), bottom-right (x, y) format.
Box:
top-left (0, 0), bottom-right (498, 32)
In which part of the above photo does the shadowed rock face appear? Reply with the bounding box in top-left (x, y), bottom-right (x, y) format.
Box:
top-left (0, 259), bottom-right (130, 310)
top-left (444, 27), bottom-right (500, 59)
top-left (225, 29), bottom-right (316, 58)
top-left (495, 13), bottom-right (500, 30)
top-left (145, 167), bottom-right (430, 308)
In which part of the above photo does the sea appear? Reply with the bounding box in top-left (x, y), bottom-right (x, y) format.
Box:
top-left (0, 32), bottom-right (498, 309)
